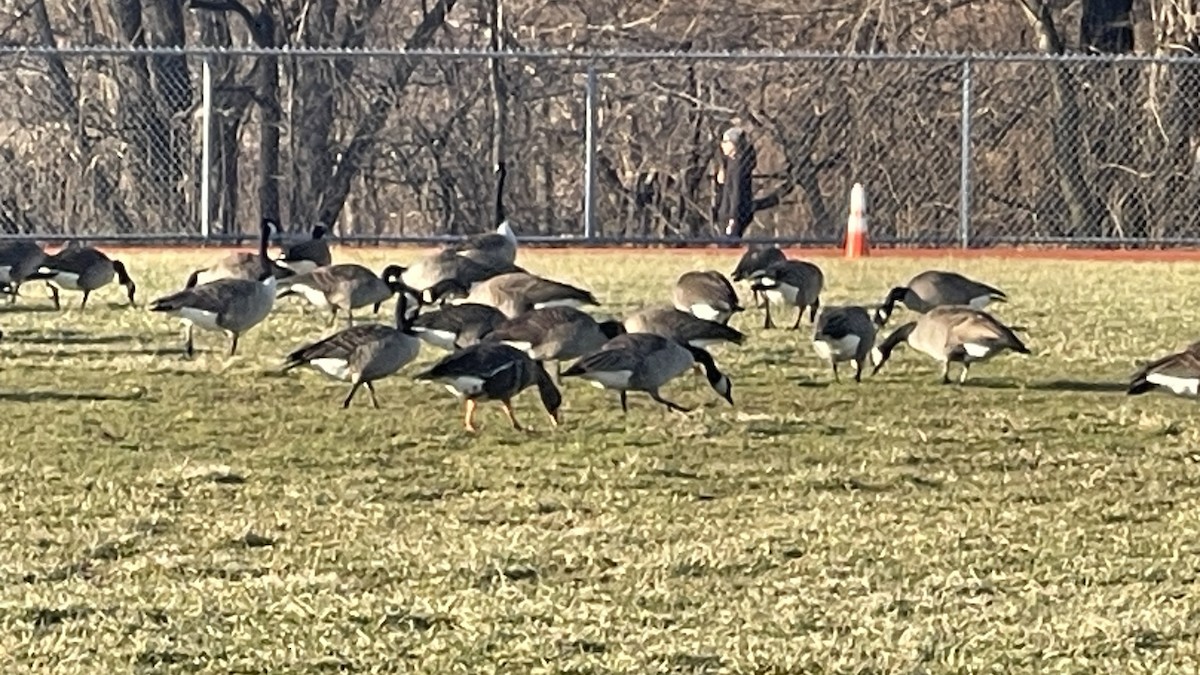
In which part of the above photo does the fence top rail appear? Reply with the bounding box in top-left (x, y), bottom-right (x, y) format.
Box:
top-left (3, 43), bottom-right (1200, 65)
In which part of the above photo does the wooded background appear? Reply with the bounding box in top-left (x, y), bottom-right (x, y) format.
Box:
top-left (0, 0), bottom-right (1196, 244)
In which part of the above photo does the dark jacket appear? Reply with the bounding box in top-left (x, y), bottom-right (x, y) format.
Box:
top-left (717, 145), bottom-right (756, 237)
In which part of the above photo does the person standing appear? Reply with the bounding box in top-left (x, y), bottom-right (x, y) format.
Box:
top-left (714, 126), bottom-right (757, 240)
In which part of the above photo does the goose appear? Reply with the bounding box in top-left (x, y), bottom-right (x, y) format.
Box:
top-left (464, 271), bottom-right (598, 318)
top-left (399, 248), bottom-right (522, 299)
top-left (277, 224), bottom-right (332, 275)
top-left (874, 270), bottom-right (1007, 325)
top-left (448, 221), bottom-right (518, 267)
top-left (561, 333), bottom-right (733, 413)
top-left (414, 342), bottom-right (562, 433)
top-left (281, 278), bottom-right (421, 408)
top-left (276, 263), bottom-right (404, 327)
top-left (870, 306), bottom-right (1030, 384)
top-left (1127, 341), bottom-right (1200, 397)
top-left (672, 270), bottom-right (743, 324)
top-left (623, 305), bottom-right (745, 349)
top-left (410, 302), bottom-right (508, 350)
top-left (29, 246), bottom-right (137, 310)
top-left (0, 240), bottom-right (47, 303)
top-left (149, 262), bottom-right (278, 358)
top-left (731, 245), bottom-right (787, 309)
top-left (482, 306), bottom-right (625, 376)
top-left (184, 218), bottom-right (293, 288)
top-left (811, 305), bottom-right (880, 383)
top-left (747, 259), bottom-right (824, 330)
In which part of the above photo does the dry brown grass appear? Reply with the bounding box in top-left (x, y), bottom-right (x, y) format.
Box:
top-left (0, 248), bottom-right (1198, 673)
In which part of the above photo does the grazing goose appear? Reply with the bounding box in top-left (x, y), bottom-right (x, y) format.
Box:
top-left (561, 333), bottom-right (733, 413)
top-left (731, 246), bottom-right (787, 309)
top-left (281, 278), bottom-right (421, 408)
top-left (414, 342), bottom-right (562, 433)
top-left (1127, 341), bottom-right (1200, 397)
top-left (276, 263), bottom-right (404, 327)
top-left (870, 306), bottom-right (1030, 384)
top-left (482, 306), bottom-right (625, 376)
top-left (0, 240), bottom-right (47, 303)
top-left (875, 270), bottom-right (1007, 325)
top-left (277, 224), bottom-right (332, 275)
top-left (748, 259), bottom-right (824, 330)
top-left (673, 270), bottom-right (744, 324)
top-left (410, 302), bottom-right (508, 350)
top-left (29, 246), bottom-right (136, 310)
top-left (184, 218), bottom-right (293, 288)
top-left (400, 248), bottom-right (521, 299)
top-left (811, 305), bottom-right (879, 383)
top-left (149, 265), bottom-right (278, 358)
top-left (464, 271), bottom-right (598, 318)
top-left (449, 221), bottom-right (519, 267)
top-left (623, 305), bottom-right (745, 349)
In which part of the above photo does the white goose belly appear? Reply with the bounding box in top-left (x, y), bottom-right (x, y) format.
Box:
top-left (813, 335), bottom-right (861, 362)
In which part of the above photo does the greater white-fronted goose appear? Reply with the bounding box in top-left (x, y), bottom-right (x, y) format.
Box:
top-left (414, 341), bottom-right (562, 433)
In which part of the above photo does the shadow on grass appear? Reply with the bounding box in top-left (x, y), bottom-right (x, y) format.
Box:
top-left (961, 378), bottom-right (1128, 393)
top-left (0, 303), bottom-right (59, 314)
top-left (5, 331), bottom-right (140, 346)
top-left (0, 389), bottom-right (149, 402)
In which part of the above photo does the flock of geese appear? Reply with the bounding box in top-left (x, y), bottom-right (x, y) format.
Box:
top-left (0, 221), bottom-right (1194, 432)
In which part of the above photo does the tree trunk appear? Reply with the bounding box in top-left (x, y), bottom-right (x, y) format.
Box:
top-left (488, 0), bottom-right (508, 228)
top-left (1081, 0), bottom-right (1134, 53)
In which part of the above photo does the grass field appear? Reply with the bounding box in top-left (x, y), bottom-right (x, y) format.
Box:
top-left (1, 248), bottom-right (1199, 673)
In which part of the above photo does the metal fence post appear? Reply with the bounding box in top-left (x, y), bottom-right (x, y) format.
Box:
top-left (583, 64), bottom-right (598, 240)
top-left (958, 58), bottom-right (972, 249)
top-left (200, 56), bottom-right (213, 241)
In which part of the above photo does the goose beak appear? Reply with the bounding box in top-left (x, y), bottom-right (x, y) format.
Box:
top-left (548, 409), bottom-right (561, 427)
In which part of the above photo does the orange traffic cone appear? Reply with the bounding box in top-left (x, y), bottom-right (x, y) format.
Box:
top-left (844, 183), bottom-right (869, 259)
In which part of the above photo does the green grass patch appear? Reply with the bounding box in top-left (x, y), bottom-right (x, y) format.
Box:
top-left (0, 249), bottom-right (1198, 672)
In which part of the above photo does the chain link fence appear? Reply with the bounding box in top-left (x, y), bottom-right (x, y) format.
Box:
top-left (1, 46), bottom-right (1198, 246)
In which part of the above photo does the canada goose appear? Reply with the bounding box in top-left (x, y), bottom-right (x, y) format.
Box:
top-left (276, 263), bottom-right (404, 327)
top-left (1127, 341), bottom-right (1200, 397)
top-left (184, 218), bottom-right (292, 288)
top-left (731, 246), bottom-right (787, 309)
top-left (149, 264), bottom-right (278, 358)
top-left (281, 278), bottom-right (421, 408)
top-left (561, 333), bottom-right (733, 413)
top-left (399, 248), bottom-right (522, 298)
top-left (811, 305), bottom-right (879, 383)
top-left (870, 306), bottom-right (1030, 384)
top-left (464, 271), bottom-right (598, 318)
top-left (0, 240), bottom-right (46, 303)
top-left (747, 259), bottom-right (824, 330)
top-left (623, 306), bottom-right (745, 349)
top-left (673, 270), bottom-right (744, 324)
top-left (277, 224), bottom-right (332, 275)
top-left (410, 302), bottom-right (508, 350)
top-left (874, 270), bottom-right (1007, 325)
top-left (28, 246), bottom-right (136, 310)
top-left (449, 221), bottom-right (518, 267)
top-left (482, 306), bottom-right (624, 376)
top-left (414, 342), bottom-right (562, 432)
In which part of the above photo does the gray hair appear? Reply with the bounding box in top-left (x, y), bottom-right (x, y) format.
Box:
top-left (721, 127), bottom-right (745, 145)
